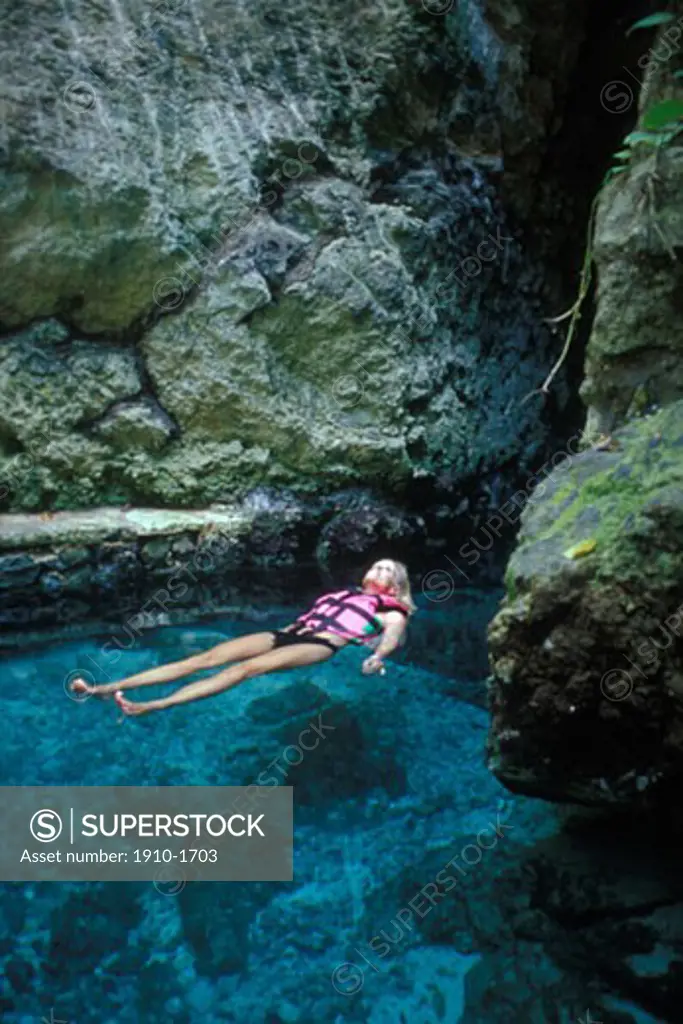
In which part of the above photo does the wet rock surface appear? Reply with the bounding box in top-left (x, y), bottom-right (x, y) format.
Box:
top-left (487, 401), bottom-right (683, 809)
top-left (0, 492), bottom-right (425, 645)
top-left (0, 480), bottom-right (525, 649)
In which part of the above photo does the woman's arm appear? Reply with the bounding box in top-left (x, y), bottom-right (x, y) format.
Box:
top-left (362, 612), bottom-right (407, 674)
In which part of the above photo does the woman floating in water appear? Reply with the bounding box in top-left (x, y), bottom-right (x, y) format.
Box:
top-left (70, 559), bottom-right (415, 717)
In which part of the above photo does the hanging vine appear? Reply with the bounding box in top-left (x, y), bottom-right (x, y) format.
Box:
top-left (522, 10), bottom-right (683, 405)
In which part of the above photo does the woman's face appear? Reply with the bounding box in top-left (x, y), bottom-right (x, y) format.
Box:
top-left (363, 560), bottom-right (398, 594)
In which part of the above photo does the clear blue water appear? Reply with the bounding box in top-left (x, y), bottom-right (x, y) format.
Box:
top-left (0, 602), bottom-right (650, 1023)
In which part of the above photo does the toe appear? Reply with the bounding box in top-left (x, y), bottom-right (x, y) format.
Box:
top-left (114, 690), bottom-right (128, 712)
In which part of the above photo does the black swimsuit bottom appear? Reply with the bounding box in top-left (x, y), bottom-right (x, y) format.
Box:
top-left (270, 624), bottom-right (342, 655)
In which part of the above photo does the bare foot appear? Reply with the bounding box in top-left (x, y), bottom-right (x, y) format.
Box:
top-left (70, 676), bottom-right (97, 696)
top-left (71, 677), bottom-right (124, 699)
top-left (114, 690), bottom-right (156, 717)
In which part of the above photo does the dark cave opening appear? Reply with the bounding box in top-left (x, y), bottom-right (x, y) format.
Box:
top-left (528, 0), bottom-right (656, 427)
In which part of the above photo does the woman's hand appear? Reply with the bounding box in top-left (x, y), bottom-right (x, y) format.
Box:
top-left (362, 654), bottom-right (386, 676)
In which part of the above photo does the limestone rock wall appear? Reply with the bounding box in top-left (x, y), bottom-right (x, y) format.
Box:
top-left (582, 14), bottom-right (683, 435)
top-left (0, 0), bottom-right (590, 512)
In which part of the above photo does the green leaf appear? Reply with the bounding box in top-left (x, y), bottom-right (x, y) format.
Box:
top-left (627, 12), bottom-right (675, 35)
top-left (623, 131), bottom-right (661, 145)
top-left (603, 166), bottom-right (627, 183)
top-left (674, 70), bottom-right (683, 78)
top-left (642, 98), bottom-right (683, 130)
top-left (613, 150), bottom-right (631, 160)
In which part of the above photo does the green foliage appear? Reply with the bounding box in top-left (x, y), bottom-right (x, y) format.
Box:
top-left (538, 10), bottom-right (683, 400)
top-left (603, 94), bottom-right (683, 184)
top-left (642, 98), bottom-right (683, 130)
top-left (623, 131), bottom-right (662, 145)
top-left (604, 123), bottom-right (680, 181)
top-left (622, 7), bottom-right (683, 150)
top-left (626, 12), bottom-right (675, 34)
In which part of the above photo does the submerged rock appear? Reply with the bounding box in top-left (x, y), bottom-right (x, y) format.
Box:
top-left (487, 400), bottom-right (683, 808)
top-left (4, 619), bottom-right (683, 1023)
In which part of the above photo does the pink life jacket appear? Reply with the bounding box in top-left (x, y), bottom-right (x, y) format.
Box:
top-left (295, 588), bottom-right (409, 644)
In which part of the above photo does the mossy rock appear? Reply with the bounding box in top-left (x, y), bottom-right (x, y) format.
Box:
top-left (0, 169), bottom-right (198, 333)
top-left (0, 327), bottom-right (140, 442)
top-left (140, 238), bottom-right (416, 494)
top-left (92, 399), bottom-right (175, 452)
top-left (490, 401), bottom-right (683, 809)
top-left (507, 402), bottom-right (683, 592)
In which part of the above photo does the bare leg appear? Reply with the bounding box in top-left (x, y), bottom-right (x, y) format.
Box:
top-left (114, 642), bottom-right (334, 716)
top-left (70, 632), bottom-right (277, 698)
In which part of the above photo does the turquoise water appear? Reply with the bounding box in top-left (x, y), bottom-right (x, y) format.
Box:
top-left (0, 603), bottom-right (646, 1023)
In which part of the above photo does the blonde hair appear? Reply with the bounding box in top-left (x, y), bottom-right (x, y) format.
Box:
top-left (367, 559), bottom-right (417, 615)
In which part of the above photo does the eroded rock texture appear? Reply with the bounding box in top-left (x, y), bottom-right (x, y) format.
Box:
top-left (0, 0), bottom-right (593, 510)
top-left (582, 33), bottom-right (683, 436)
